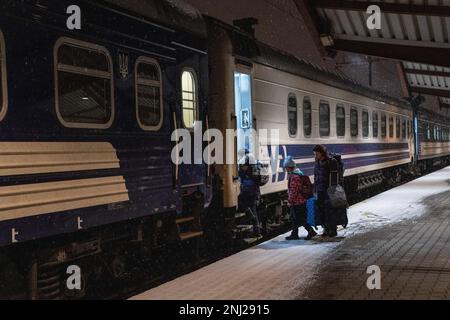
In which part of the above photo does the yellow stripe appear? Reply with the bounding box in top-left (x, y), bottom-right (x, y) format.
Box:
top-left (0, 176), bottom-right (129, 222)
top-left (0, 142), bottom-right (120, 176)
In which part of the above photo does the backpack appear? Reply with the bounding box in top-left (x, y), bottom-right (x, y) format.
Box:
top-left (326, 153), bottom-right (349, 209)
top-left (240, 176), bottom-right (258, 197)
top-left (328, 152), bottom-right (344, 185)
top-left (251, 161), bottom-right (270, 187)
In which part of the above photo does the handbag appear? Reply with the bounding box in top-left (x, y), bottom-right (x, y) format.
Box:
top-left (327, 171), bottom-right (349, 209)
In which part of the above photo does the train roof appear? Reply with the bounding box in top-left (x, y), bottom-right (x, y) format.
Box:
top-left (99, 0), bottom-right (207, 38)
top-left (418, 107), bottom-right (450, 127)
top-left (205, 17), bottom-right (411, 111)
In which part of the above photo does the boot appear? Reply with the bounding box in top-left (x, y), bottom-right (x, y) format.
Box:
top-left (328, 229), bottom-right (338, 238)
top-left (321, 228), bottom-right (330, 238)
top-left (286, 234), bottom-right (300, 241)
top-left (304, 229), bottom-right (318, 241)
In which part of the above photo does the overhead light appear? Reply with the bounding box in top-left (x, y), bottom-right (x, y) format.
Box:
top-left (82, 97), bottom-right (89, 100)
top-left (320, 34), bottom-right (334, 47)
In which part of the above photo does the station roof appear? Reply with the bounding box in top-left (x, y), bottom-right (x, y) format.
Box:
top-left (295, 0), bottom-right (450, 108)
top-left (101, 0), bottom-right (207, 38)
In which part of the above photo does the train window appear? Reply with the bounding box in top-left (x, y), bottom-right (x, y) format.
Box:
top-left (389, 116), bottom-right (394, 138)
top-left (427, 126), bottom-right (431, 141)
top-left (350, 108), bottom-right (358, 137)
top-left (135, 58), bottom-right (163, 131)
top-left (319, 101), bottom-right (330, 137)
top-left (181, 70), bottom-right (198, 129)
top-left (55, 38), bottom-right (114, 128)
top-left (287, 93), bottom-right (298, 137)
top-left (396, 117), bottom-right (401, 138)
top-left (336, 105), bottom-right (345, 137)
top-left (373, 112), bottom-right (379, 138)
top-left (402, 119), bottom-right (406, 139)
top-left (0, 30), bottom-right (6, 121)
top-left (303, 97), bottom-right (312, 137)
top-left (362, 110), bottom-right (369, 138)
top-left (381, 114), bottom-right (387, 138)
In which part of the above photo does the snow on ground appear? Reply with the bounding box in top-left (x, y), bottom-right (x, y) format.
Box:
top-left (343, 166), bottom-right (450, 236)
top-left (131, 167), bottom-right (450, 300)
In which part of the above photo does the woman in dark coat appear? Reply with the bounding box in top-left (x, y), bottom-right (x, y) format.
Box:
top-left (313, 145), bottom-right (338, 238)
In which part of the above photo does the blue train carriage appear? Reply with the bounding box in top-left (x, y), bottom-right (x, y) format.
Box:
top-left (206, 17), bottom-right (415, 225)
top-left (416, 108), bottom-right (450, 170)
top-left (0, 0), bottom-right (210, 298)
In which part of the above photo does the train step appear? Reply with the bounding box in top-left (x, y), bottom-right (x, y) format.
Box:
top-left (176, 216), bottom-right (195, 224)
top-left (179, 231), bottom-right (204, 241)
top-left (243, 236), bottom-right (263, 245)
top-left (224, 212), bottom-right (248, 221)
top-left (233, 225), bottom-right (254, 233)
top-left (235, 212), bottom-right (247, 219)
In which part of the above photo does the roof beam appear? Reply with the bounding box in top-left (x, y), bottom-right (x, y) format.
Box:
top-left (292, 0), bottom-right (328, 57)
top-left (439, 100), bottom-right (450, 109)
top-left (311, 0), bottom-right (450, 17)
top-left (410, 86), bottom-right (450, 99)
top-left (404, 69), bottom-right (450, 78)
top-left (333, 39), bottom-right (450, 68)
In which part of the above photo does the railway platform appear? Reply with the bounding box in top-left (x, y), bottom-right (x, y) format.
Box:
top-left (131, 167), bottom-right (450, 300)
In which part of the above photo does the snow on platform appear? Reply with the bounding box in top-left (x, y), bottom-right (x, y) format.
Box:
top-left (131, 167), bottom-right (450, 300)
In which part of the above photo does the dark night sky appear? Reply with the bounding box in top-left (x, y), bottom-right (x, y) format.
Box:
top-left (183, 0), bottom-right (329, 67)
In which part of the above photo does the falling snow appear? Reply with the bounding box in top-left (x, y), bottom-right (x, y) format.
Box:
top-left (131, 167), bottom-right (450, 300)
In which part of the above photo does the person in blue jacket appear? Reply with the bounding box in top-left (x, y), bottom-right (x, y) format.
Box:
top-left (238, 154), bottom-right (262, 237)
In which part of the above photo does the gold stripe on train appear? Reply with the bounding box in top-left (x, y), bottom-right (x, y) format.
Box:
top-left (0, 142), bottom-right (120, 176)
top-left (0, 176), bottom-right (129, 222)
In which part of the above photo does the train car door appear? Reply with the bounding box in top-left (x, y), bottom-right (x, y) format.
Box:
top-left (234, 71), bottom-right (254, 158)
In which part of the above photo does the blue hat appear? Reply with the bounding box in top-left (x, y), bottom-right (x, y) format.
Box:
top-left (283, 156), bottom-right (296, 168)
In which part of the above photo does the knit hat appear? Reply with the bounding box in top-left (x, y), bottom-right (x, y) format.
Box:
top-left (283, 156), bottom-right (296, 168)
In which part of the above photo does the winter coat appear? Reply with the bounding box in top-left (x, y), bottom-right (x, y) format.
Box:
top-left (314, 157), bottom-right (333, 194)
top-left (288, 169), bottom-right (308, 206)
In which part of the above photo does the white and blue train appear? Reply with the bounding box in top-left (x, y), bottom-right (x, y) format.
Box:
top-left (207, 17), bottom-right (449, 213)
top-left (0, 0), bottom-right (449, 299)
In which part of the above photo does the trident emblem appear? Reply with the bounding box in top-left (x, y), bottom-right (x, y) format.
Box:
top-left (119, 53), bottom-right (129, 79)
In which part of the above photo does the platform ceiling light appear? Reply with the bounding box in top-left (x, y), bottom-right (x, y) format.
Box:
top-left (320, 34), bottom-right (334, 47)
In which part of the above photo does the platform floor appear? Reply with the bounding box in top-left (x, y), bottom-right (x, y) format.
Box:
top-left (131, 167), bottom-right (450, 300)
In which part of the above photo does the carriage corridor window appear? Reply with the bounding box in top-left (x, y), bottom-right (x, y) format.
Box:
top-left (389, 116), bottom-right (394, 138)
top-left (55, 38), bottom-right (114, 128)
top-left (350, 108), bottom-right (358, 137)
top-left (381, 114), bottom-right (387, 138)
top-left (182, 70), bottom-right (198, 129)
top-left (0, 30), bottom-right (6, 121)
top-left (288, 93), bottom-right (298, 137)
top-left (362, 110), bottom-right (369, 138)
top-left (136, 58), bottom-right (163, 130)
top-left (336, 105), bottom-right (345, 137)
top-left (373, 112), bottom-right (379, 138)
top-left (303, 97), bottom-right (312, 137)
top-left (396, 117), bottom-right (401, 138)
top-left (319, 101), bottom-right (330, 137)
